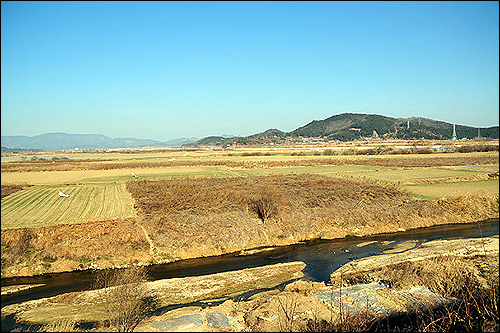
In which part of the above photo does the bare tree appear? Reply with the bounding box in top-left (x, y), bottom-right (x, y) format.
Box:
top-left (92, 267), bottom-right (158, 332)
top-left (277, 292), bottom-right (298, 331)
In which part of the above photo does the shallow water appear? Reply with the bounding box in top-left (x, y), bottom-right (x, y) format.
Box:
top-left (1, 219), bottom-right (498, 307)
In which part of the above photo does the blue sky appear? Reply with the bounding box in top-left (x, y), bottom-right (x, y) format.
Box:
top-left (1, 1), bottom-right (498, 141)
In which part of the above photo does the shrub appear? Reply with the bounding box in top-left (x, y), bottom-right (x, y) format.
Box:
top-left (92, 267), bottom-right (158, 332)
top-left (251, 189), bottom-right (278, 222)
top-left (323, 149), bottom-right (335, 156)
top-left (456, 144), bottom-right (499, 153)
top-left (414, 148), bottom-right (434, 154)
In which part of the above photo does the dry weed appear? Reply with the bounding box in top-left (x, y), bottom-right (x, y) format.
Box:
top-left (337, 255), bottom-right (499, 332)
top-left (91, 267), bottom-right (158, 332)
top-left (37, 319), bottom-right (78, 332)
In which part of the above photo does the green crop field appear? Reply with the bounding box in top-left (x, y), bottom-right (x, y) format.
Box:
top-left (1, 183), bottom-right (134, 229)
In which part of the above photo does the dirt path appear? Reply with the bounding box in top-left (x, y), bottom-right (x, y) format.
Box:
top-left (138, 223), bottom-right (156, 256)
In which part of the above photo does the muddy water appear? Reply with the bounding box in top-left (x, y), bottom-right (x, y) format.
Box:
top-left (1, 219), bottom-right (498, 307)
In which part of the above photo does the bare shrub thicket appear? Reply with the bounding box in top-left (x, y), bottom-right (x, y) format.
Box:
top-left (126, 173), bottom-right (497, 258)
top-left (1, 183), bottom-right (30, 198)
top-left (127, 176), bottom-right (287, 219)
top-left (251, 187), bottom-right (279, 222)
top-left (1, 228), bottom-right (35, 269)
top-left (91, 267), bottom-right (158, 332)
top-left (277, 292), bottom-right (299, 331)
top-left (456, 144), bottom-right (499, 153)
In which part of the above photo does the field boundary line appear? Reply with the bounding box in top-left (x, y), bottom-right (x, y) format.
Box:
top-left (400, 173), bottom-right (499, 185)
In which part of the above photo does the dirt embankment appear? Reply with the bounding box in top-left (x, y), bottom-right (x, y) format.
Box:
top-left (1, 219), bottom-right (150, 278)
top-left (1, 174), bottom-right (498, 279)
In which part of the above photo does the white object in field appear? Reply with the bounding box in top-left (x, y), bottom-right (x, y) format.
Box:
top-left (132, 172), bottom-right (138, 178)
top-left (59, 190), bottom-right (70, 197)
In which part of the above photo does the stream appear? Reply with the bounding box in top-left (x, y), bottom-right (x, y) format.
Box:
top-left (1, 218), bottom-right (498, 308)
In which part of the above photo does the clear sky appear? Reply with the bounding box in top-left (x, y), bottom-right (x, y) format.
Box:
top-left (1, 1), bottom-right (499, 141)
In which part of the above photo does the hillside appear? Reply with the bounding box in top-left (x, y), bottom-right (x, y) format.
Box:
top-left (186, 113), bottom-right (499, 147)
top-left (291, 114), bottom-right (498, 141)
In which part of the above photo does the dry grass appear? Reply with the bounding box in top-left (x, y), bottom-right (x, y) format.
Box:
top-left (298, 254), bottom-right (499, 332)
top-left (126, 174), bottom-right (498, 260)
top-left (403, 179), bottom-right (499, 199)
top-left (38, 319), bottom-right (78, 332)
top-left (2, 152), bottom-right (498, 173)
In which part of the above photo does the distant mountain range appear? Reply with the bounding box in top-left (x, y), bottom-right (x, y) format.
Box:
top-left (2, 113), bottom-right (498, 152)
top-left (1, 133), bottom-right (199, 152)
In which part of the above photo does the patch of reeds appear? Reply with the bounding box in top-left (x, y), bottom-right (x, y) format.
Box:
top-left (37, 319), bottom-right (78, 332)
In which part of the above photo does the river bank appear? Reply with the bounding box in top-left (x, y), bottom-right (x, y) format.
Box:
top-left (1, 235), bottom-right (497, 332)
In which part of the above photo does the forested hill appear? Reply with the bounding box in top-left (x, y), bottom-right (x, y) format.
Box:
top-left (289, 113), bottom-right (499, 141)
top-left (186, 113), bottom-right (499, 147)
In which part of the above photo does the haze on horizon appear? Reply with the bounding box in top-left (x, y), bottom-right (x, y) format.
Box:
top-left (1, 1), bottom-right (499, 142)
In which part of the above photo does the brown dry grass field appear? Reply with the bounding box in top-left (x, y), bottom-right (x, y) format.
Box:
top-left (1, 145), bottom-right (498, 278)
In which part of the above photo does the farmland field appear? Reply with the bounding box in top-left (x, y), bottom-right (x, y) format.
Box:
top-left (328, 166), bottom-right (495, 182)
top-left (1, 148), bottom-right (498, 230)
top-left (1, 163), bottom-right (496, 186)
top-left (0, 145), bottom-right (498, 281)
top-left (401, 179), bottom-right (500, 200)
top-left (1, 183), bottom-right (134, 229)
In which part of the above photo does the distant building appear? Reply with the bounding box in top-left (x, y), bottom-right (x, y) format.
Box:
top-left (452, 124), bottom-right (457, 140)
